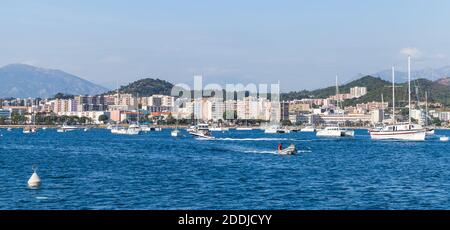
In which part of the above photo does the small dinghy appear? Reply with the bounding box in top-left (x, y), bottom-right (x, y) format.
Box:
top-left (278, 144), bottom-right (297, 155)
top-left (440, 136), bottom-right (449, 142)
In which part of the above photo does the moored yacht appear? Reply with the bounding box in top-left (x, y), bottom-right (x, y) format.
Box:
top-left (369, 57), bottom-right (426, 141)
top-left (57, 124), bottom-right (78, 133)
top-left (316, 126), bottom-right (345, 137)
top-left (300, 126), bottom-right (316, 132)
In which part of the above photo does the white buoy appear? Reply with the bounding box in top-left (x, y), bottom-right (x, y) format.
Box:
top-left (27, 165), bottom-right (41, 188)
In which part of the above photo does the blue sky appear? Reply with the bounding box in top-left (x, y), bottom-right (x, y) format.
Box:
top-left (1, 0), bottom-right (449, 91)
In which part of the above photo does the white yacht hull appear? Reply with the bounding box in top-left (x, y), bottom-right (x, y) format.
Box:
top-left (369, 129), bottom-right (426, 141)
top-left (300, 127), bottom-right (316, 132)
top-left (236, 127), bottom-right (253, 131)
top-left (264, 129), bottom-right (278, 134)
top-left (209, 127), bottom-right (229, 132)
top-left (316, 130), bottom-right (344, 137)
top-left (189, 131), bottom-right (214, 139)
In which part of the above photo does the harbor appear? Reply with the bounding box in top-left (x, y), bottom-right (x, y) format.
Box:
top-left (1, 127), bottom-right (449, 209)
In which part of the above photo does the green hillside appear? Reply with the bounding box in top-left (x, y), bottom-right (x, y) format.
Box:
top-left (105, 78), bottom-right (174, 97)
top-left (282, 75), bottom-right (450, 106)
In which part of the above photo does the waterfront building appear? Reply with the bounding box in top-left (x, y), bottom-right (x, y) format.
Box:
top-left (74, 95), bottom-right (106, 112)
top-left (0, 109), bottom-right (11, 118)
top-left (371, 109), bottom-right (385, 124)
top-left (57, 111), bottom-right (110, 124)
top-left (141, 95), bottom-right (174, 113)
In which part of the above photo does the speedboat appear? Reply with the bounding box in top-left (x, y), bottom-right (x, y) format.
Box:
top-left (440, 136), bottom-right (449, 142)
top-left (23, 127), bottom-right (37, 134)
top-left (189, 124), bottom-right (215, 139)
top-left (171, 129), bottom-right (180, 137)
top-left (316, 126), bottom-right (345, 137)
top-left (139, 125), bottom-right (152, 132)
top-left (278, 144), bottom-right (297, 155)
top-left (57, 125), bottom-right (78, 133)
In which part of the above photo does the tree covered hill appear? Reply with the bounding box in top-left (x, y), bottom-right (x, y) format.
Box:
top-left (104, 78), bottom-right (175, 97)
top-left (282, 75), bottom-right (450, 106)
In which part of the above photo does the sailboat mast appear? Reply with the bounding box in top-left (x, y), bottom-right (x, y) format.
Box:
top-left (408, 55), bottom-right (412, 124)
top-left (425, 91), bottom-right (428, 126)
top-left (392, 66), bottom-right (395, 124)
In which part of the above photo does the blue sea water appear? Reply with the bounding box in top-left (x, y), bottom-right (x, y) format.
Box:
top-left (0, 128), bottom-right (449, 210)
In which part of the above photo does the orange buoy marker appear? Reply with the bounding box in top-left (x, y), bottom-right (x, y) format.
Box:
top-left (27, 165), bottom-right (41, 188)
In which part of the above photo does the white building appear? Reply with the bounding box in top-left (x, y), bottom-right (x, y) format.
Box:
top-left (350, 87), bottom-right (367, 98)
top-left (371, 109), bottom-right (384, 124)
top-left (56, 111), bottom-right (110, 124)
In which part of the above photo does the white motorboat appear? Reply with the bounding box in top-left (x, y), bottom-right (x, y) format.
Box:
top-left (264, 127), bottom-right (278, 134)
top-left (300, 126), bottom-right (316, 132)
top-left (58, 125), bottom-right (78, 133)
top-left (209, 126), bottom-right (229, 132)
top-left (111, 125), bottom-right (140, 135)
top-left (7, 128), bottom-right (12, 132)
top-left (316, 126), bottom-right (345, 137)
top-left (189, 123), bottom-right (214, 139)
top-left (171, 129), bottom-right (180, 137)
top-left (139, 125), bottom-right (151, 132)
top-left (369, 59), bottom-right (426, 141)
top-left (236, 127), bottom-right (253, 131)
top-left (278, 144), bottom-right (297, 155)
top-left (23, 127), bottom-right (37, 134)
top-left (317, 76), bottom-right (354, 138)
top-left (186, 125), bottom-right (196, 132)
top-left (264, 125), bottom-right (288, 134)
top-left (426, 128), bottom-right (435, 135)
top-left (440, 136), bottom-right (449, 142)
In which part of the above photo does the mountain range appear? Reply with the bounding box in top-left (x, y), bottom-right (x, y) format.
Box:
top-left (0, 64), bottom-right (108, 98)
top-left (1, 64), bottom-right (449, 107)
top-left (371, 66), bottom-right (450, 82)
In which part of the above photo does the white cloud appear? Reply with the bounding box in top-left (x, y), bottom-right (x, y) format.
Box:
top-left (400, 47), bottom-right (421, 58)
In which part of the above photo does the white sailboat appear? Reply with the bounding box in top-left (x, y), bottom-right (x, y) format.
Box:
top-left (369, 57), bottom-right (426, 141)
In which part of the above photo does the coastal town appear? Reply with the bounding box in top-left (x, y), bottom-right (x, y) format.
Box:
top-left (1, 83), bottom-right (449, 128)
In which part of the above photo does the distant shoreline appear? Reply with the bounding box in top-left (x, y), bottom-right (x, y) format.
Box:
top-left (1, 125), bottom-right (449, 130)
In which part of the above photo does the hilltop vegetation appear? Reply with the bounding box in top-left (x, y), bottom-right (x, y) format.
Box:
top-left (282, 75), bottom-right (450, 106)
top-left (105, 78), bottom-right (174, 97)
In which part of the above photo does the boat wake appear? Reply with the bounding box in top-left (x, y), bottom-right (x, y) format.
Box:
top-left (243, 150), bottom-right (278, 154)
top-left (216, 138), bottom-right (289, 141)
